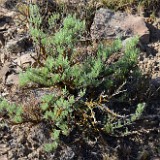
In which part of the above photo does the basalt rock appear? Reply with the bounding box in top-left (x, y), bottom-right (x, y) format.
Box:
top-left (91, 8), bottom-right (150, 44)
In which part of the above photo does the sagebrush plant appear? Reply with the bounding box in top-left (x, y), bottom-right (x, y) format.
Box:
top-left (0, 99), bottom-right (23, 123)
top-left (0, 4), bottom-right (145, 152)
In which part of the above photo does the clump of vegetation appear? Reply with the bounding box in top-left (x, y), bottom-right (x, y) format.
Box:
top-left (0, 98), bottom-right (23, 123)
top-left (18, 4), bottom-right (145, 151)
top-left (0, 3), bottom-right (146, 152)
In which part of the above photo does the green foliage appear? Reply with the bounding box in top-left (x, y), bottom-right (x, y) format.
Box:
top-left (41, 87), bottom-right (75, 135)
top-left (0, 99), bottom-right (23, 123)
top-left (130, 103), bottom-right (145, 122)
top-left (17, 4), bottom-right (145, 151)
top-left (44, 129), bottom-right (60, 152)
top-left (28, 4), bottom-right (44, 44)
top-left (104, 103), bottom-right (146, 135)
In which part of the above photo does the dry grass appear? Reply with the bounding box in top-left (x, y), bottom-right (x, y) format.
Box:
top-left (0, 0), bottom-right (6, 3)
top-left (22, 96), bottom-right (42, 123)
top-left (99, 0), bottom-right (160, 12)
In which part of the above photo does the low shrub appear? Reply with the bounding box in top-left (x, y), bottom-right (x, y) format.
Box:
top-left (0, 4), bottom-right (146, 152)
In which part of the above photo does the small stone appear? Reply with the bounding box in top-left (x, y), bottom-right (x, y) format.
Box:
top-left (17, 135), bottom-right (26, 144)
top-left (8, 150), bottom-right (15, 159)
top-left (6, 37), bottom-right (28, 53)
top-left (0, 33), bottom-right (5, 48)
top-left (13, 52), bottom-right (36, 69)
top-left (150, 77), bottom-right (160, 87)
top-left (154, 66), bottom-right (159, 71)
top-left (5, 74), bottom-right (19, 86)
top-left (0, 144), bottom-right (10, 154)
top-left (154, 43), bottom-right (159, 47)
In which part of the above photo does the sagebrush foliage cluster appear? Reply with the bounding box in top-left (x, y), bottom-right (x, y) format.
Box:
top-left (0, 99), bottom-right (23, 123)
top-left (0, 4), bottom-right (145, 152)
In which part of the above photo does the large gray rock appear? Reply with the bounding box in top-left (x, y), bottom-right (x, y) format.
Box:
top-left (91, 8), bottom-right (150, 44)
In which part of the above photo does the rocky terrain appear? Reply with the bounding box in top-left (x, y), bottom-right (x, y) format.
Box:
top-left (0, 0), bottom-right (160, 160)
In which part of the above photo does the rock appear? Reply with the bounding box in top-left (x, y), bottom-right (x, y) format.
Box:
top-left (0, 33), bottom-right (5, 48)
top-left (0, 155), bottom-right (8, 160)
top-left (59, 146), bottom-right (75, 160)
top-left (91, 8), bottom-right (150, 44)
top-left (150, 77), bottom-right (160, 88)
top-left (151, 157), bottom-right (160, 160)
top-left (8, 150), bottom-right (16, 159)
top-left (17, 135), bottom-right (26, 144)
top-left (0, 62), bottom-right (11, 83)
top-left (13, 52), bottom-right (36, 69)
top-left (0, 144), bottom-right (10, 154)
top-left (5, 73), bottom-right (19, 86)
top-left (3, 0), bottom-right (18, 10)
top-left (6, 36), bottom-right (28, 53)
top-left (146, 45), bottom-right (156, 56)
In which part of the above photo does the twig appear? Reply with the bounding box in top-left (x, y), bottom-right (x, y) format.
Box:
top-left (110, 81), bottom-right (127, 98)
top-left (11, 60), bottom-right (25, 71)
top-left (98, 103), bottom-right (125, 118)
